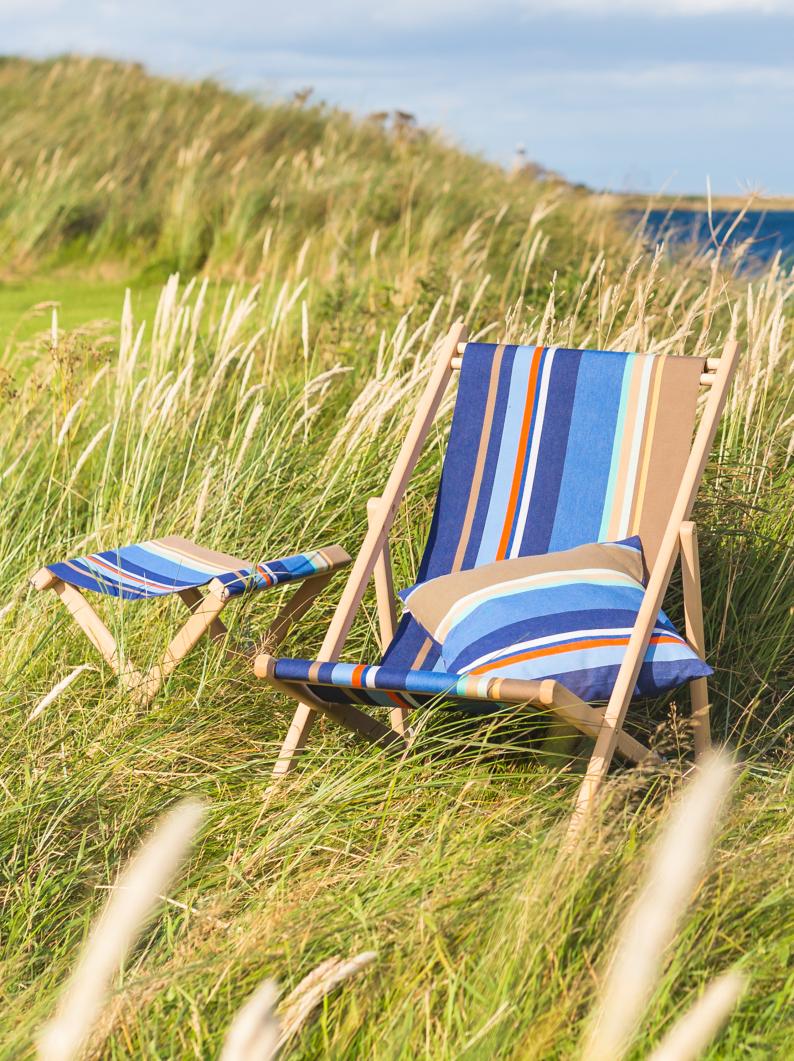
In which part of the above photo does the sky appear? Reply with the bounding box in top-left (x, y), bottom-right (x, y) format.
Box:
top-left (1, 0), bottom-right (792, 195)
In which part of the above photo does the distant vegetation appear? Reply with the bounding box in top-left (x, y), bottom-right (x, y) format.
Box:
top-left (0, 54), bottom-right (589, 285)
top-left (0, 56), bottom-right (791, 1058)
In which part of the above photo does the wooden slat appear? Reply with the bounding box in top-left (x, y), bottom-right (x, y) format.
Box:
top-left (366, 497), bottom-right (406, 736)
top-left (680, 521), bottom-right (711, 759)
top-left (51, 579), bottom-right (141, 689)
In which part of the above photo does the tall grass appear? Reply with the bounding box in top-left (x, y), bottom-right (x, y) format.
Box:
top-left (0, 57), bottom-right (791, 1058)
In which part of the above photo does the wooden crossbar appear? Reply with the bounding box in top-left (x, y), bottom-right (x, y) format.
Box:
top-left (452, 345), bottom-right (720, 385)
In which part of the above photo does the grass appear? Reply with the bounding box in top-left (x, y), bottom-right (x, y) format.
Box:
top-left (0, 56), bottom-right (792, 1059)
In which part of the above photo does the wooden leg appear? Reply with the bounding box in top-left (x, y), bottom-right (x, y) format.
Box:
top-left (272, 702), bottom-right (318, 778)
top-left (680, 521), bottom-right (711, 760)
top-left (136, 591), bottom-right (227, 706)
top-left (51, 580), bottom-right (141, 690)
top-left (367, 497), bottom-right (407, 736)
top-left (257, 572), bottom-right (335, 655)
top-left (568, 612), bottom-right (665, 839)
top-left (262, 664), bottom-right (404, 779)
top-left (178, 587), bottom-right (228, 642)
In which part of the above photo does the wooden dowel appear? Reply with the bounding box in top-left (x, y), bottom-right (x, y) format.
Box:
top-left (367, 497), bottom-right (405, 735)
top-left (456, 344), bottom-right (719, 378)
top-left (30, 568), bottom-right (58, 591)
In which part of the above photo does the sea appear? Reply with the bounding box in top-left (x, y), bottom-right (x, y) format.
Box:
top-left (632, 209), bottom-right (794, 269)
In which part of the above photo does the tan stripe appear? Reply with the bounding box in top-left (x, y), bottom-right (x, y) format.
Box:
top-left (450, 343), bottom-right (507, 573)
top-left (606, 356), bottom-right (647, 540)
top-left (636, 355), bottom-right (705, 566)
top-left (308, 662), bottom-right (322, 683)
top-left (155, 535), bottom-right (250, 570)
top-left (628, 355), bottom-right (665, 535)
top-left (315, 543), bottom-right (350, 568)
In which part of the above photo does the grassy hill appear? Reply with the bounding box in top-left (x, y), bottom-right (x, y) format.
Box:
top-left (0, 57), bottom-right (791, 1058)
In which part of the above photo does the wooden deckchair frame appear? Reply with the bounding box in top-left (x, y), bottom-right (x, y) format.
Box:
top-left (31, 547), bottom-right (351, 707)
top-left (255, 322), bottom-right (740, 824)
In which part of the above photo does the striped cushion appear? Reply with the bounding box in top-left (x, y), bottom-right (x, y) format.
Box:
top-left (45, 536), bottom-right (342, 600)
top-left (400, 537), bottom-right (711, 702)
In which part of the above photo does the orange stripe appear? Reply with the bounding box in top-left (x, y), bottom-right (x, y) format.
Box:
top-left (470, 634), bottom-right (682, 675)
top-left (351, 664), bottom-right (367, 688)
top-left (256, 565), bottom-right (275, 586)
top-left (495, 346), bottom-right (543, 560)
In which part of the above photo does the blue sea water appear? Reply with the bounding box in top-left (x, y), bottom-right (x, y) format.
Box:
top-left (633, 209), bottom-right (794, 268)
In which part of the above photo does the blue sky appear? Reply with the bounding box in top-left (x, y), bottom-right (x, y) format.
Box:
top-left (2, 0), bottom-right (792, 195)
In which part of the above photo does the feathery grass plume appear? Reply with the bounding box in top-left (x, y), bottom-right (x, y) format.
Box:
top-left (581, 753), bottom-right (736, 1061)
top-left (65, 423), bottom-right (111, 488)
top-left (56, 399), bottom-right (84, 447)
top-left (26, 664), bottom-right (93, 724)
top-left (278, 951), bottom-right (377, 1046)
top-left (220, 979), bottom-right (280, 1061)
top-left (647, 969), bottom-right (747, 1061)
top-left (37, 799), bottom-right (205, 1061)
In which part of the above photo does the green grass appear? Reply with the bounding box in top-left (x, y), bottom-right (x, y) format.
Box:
top-left (0, 276), bottom-right (164, 346)
top-left (0, 56), bottom-right (792, 1059)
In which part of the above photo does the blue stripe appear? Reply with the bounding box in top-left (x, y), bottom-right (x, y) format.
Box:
top-left (547, 352), bottom-right (627, 552)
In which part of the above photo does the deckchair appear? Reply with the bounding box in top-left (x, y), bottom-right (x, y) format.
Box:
top-left (254, 322), bottom-right (739, 822)
top-left (30, 538), bottom-right (350, 706)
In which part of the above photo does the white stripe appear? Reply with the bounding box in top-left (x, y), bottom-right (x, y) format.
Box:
top-left (615, 355), bottom-right (654, 538)
top-left (509, 347), bottom-right (556, 558)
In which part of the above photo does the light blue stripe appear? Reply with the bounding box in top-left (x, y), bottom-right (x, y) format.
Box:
top-left (113, 544), bottom-right (212, 584)
top-left (475, 348), bottom-right (534, 566)
top-left (615, 356), bottom-right (654, 537)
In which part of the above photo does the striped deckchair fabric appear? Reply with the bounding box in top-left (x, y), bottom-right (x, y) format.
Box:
top-left (45, 536), bottom-right (342, 601)
top-left (415, 343), bottom-right (704, 576)
top-left (259, 323), bottom-right (740, 818)
top-left (268, 344), bottom-right (705, 708)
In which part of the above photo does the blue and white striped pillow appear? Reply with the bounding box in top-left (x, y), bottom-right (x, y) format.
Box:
top-left (400, 537), bottom-right (711, 702)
